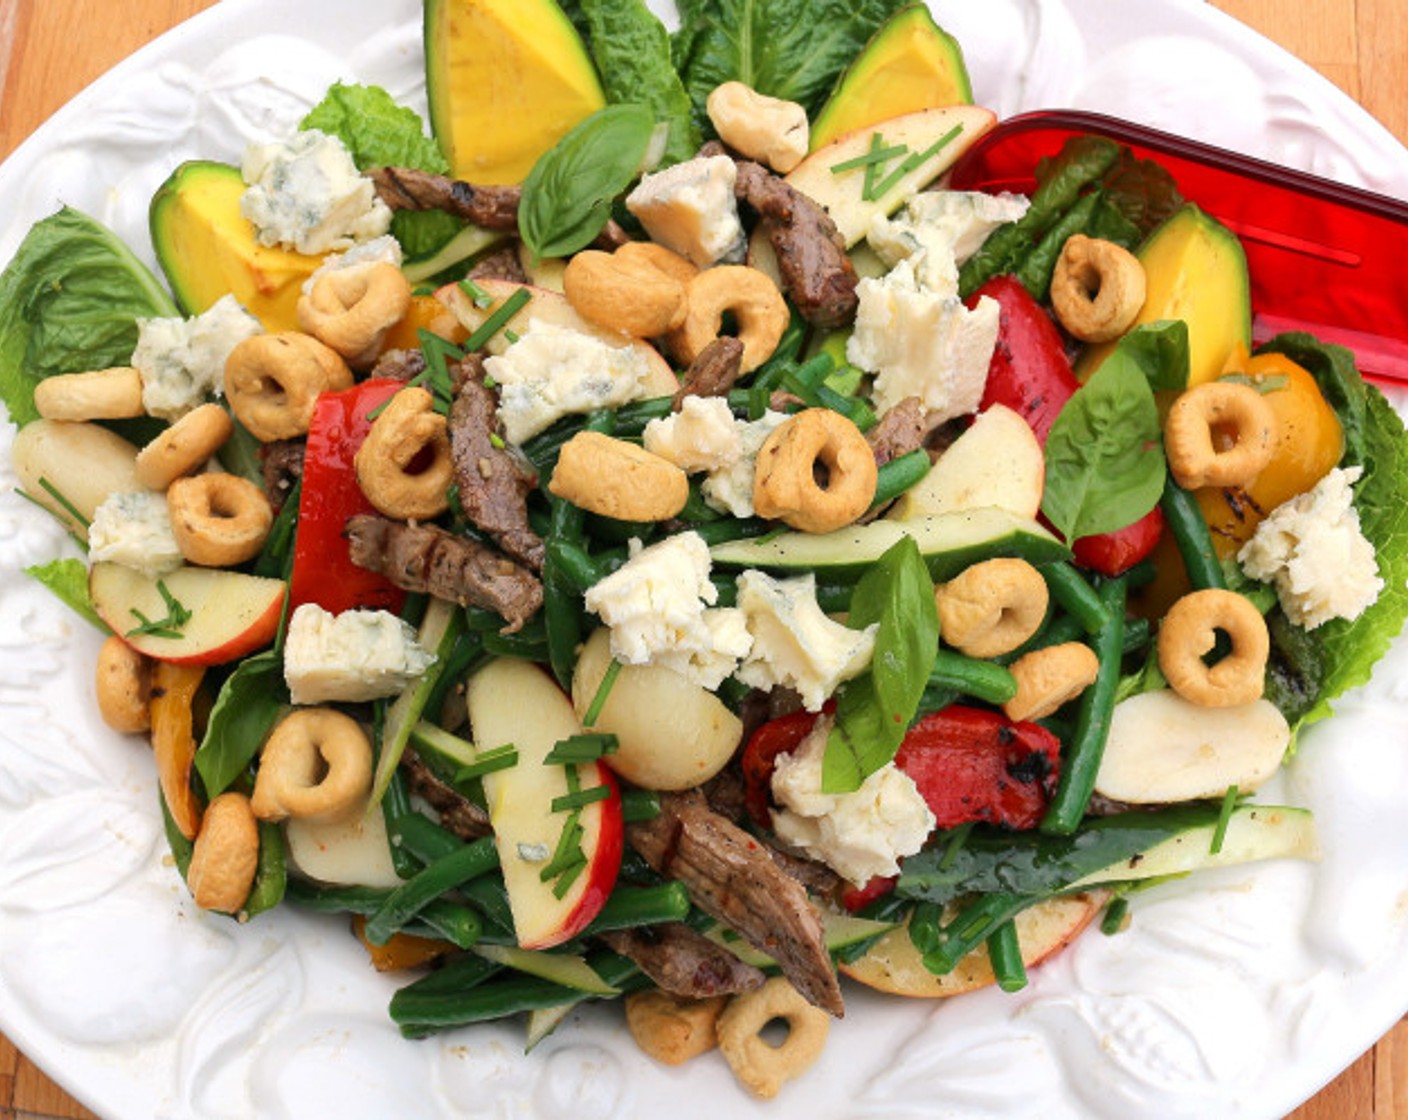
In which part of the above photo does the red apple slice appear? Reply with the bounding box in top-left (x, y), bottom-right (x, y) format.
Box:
top-left (465, 658), bottom-right (623, 950)
top-left (89, 562), bottom-right (285, 666)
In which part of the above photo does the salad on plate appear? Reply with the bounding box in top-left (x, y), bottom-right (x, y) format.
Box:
top-left (3, 0), bottom-right (1407, 1106)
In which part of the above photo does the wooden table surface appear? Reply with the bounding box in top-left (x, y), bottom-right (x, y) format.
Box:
top-left (2, 1), bottom-right (1406, 1117)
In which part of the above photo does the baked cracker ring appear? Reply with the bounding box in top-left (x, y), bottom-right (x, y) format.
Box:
top-left (135, 402), bottom-right (234, 490)
top-left (752, 408), bottom-right (877, 534)
top-left (1165, 381), bottom-right (1277, 490)
top-left (1050, 235), bottom-right (1146, 343)
top-left (250, 707), bottom-right (373, 823)
top-left (716, 977), bottom-right (830, 1099)
top-left (936, 558), bottom-right (1049, 659)
top-left (224, 331), bottom-right (353, 441)
top-left (297, 261), bottom-right (413, 369)
top-left (1157, 588), bottom-right (1268, 707)
top-left (168, 472), bottom-right (274, 567)
top-left (668, 265), bottom-right (788, 374)
top-left (353, 386), bottom-right (454, 521)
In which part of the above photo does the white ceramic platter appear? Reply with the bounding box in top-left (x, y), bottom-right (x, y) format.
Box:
top-left (2, 2), bottom-right (1407, 1117)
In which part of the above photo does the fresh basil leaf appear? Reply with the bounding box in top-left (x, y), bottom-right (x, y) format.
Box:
top-left (519, 104), bottom-right (656, 260)
top-left (823, 536), bottom-right (938, 793)
top-left (195, 651), bottom-right (288, 798)
top-left (24, 559), bottom-right (108, 633)
top-left (0, 207), bottom-right (178, 427)
top-left (1041, 332), bottom-right (1167, 542)
top-left (1117, 318), bottom-right (1190, 393)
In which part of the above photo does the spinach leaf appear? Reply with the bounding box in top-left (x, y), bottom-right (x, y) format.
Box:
top-left (519, 104), bottom-right (656, 260)
top-left (563, 0), bottom-right (700, 166)
top-left (1041, 327), bottom-right (1168, 542)
top-left (1257, 332), bottom-right (1368, 466)
top-left (243, 822), bottom-right (288, 918)
top-left (195, 651), bottom-right (288, 798)
top-left (0, 207), bottom-right (178, 427)
top-left (823, 536), bottom-right (938, 792)
top-left (1119, 318), bottom-right (1190, 393)
top-left (672, 0), bottom-right (909, 135)
top-left (24, 559), bottom-right (108, 633)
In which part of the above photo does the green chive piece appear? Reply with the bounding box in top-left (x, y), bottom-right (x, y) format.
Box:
top-left (1210, 785), bottom-right (1240, 854)
top-left (1101, 897), bottom-right (1130, 936)
top-left (830, 139), bottom-right (908, 174)
top-left (861, 131), bottom-right (887, 201)
top-left (460, 278), bottom-right (493, 308)
top-left (583, 659), bottom-right (622, 727)
top-left (544, 733), bottom-right (619, 765)
top-left (939, 822), bottom-right (974, 871)
top-left (869, 124), bottom-right (964, 200)
top-left (36, 477), bottom-right (91, 529)
top-left (463, 288), bottom-right (532, 352)
top-left (126, 579), bottom-right (192, 639)
top-left (452, 743), bottom-right (519, 783)
top-left (550, 784), bottom-right (612, 814)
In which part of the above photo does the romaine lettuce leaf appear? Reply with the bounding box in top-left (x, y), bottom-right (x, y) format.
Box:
top-left (24, 558), bottom-right (108, 632)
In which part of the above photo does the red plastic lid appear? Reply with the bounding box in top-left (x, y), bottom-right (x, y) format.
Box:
top-left (948, 109), bottom-right (1408, 385)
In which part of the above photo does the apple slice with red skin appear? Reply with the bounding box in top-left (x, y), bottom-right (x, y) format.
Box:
top-left (89, 562), bottom-right (284, 665)
top-left (465, 658), bottom-right (622, 950)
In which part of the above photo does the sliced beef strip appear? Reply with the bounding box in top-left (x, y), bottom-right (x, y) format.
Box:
top-left (448, 362), bottom-right (545, 571)
top-left (465, 244), bottom-right (528, 285)
top-left (368, 167), bottom-right (521, 230)
top-left (598, 922), bottom-right (765, 999)
top-left (626, 790), bottom-right (844, 1016)
top-left (733, 159), bottom-right (859, 329)
top-left (867, 396), bottom-right (930, 467)
top-left (344, 513), bottom-right (543, 632)
top-left (261, 438), bottom-right (305, 512)
top-left (368, 347), bottom-right (427, 384)
top-left (401, 749), bottom-right (492, 841)
top-left (672, 336), bottom-right (745, 410)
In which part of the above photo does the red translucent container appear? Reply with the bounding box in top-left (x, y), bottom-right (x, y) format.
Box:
top-left (948, 110), bottom-right (1408, 385)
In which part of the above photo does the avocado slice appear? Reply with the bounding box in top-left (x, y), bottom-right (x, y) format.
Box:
top-left (1074, 203), bottom-right (1251, 386)
top-left (425, 0), bottom-right (605, 186)
top-left (810, 4), bottom-right (973, 152)
top-left (149, 160), bottom-right (322, 333)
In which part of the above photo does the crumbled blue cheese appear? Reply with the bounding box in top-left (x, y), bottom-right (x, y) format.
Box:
top-left (847, 259), bottom-right (999, 421)
top-left (131, 295), bottom-right (262, 420)
top-left (484, 320), bottom-right (654, 444)
top-left (700, 409), bottom-right (790, 518)
top-left (735, 569), bottom-right (876, 711)
top-left (770, 716), bottom-right (935, 884)
top-left (283, 603), bottom-right (436, 705)
top-left (1237, 466), bottom-right (1383, 629)
top-left (240, 129), bottom-right (392, 256)
top-left (302, 233), bottom-right (404, 294)
top-left (643, 396), bottom-right (742, 472)
top-left (625, 155), bottom-right (746, 267)
top-left (866, 191), bottom-right (1030, 295)
top-left (582, 532), bottom-right (751, 690)
top-left (88, 490), bottom-right (183, 577)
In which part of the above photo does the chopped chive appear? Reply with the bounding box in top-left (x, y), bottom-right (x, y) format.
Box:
top-left (830, 139), bottom-right (908, 174)
top-left (550, 858), bottom-right (587, 899)
top-left (544, 733), bottom-right (619, 765)
top-left (550, 784), bottom-right (612, 814)
top-left (539, 809), bottom-right (586, 883)
top-left (504, 329), bottom-right (520, 344)
top-left (489, 433), bottom-right (506, 450)
top-left (460, 278), bottom-right (493, 308)
top-left (126, 579), bottom-right (192, 639)
top-left (1210, 785), bottom-right (1240, 854)
top-left (452, 743), bottom-right (519, 783)
top-left (583, 659), bottom-right (622, 727)
top-left (938, 823), bottom-right (974, 871)
top-left (482, 374), bottom-right (497, 389)
top-left (621, 789), bottom-right (660, 822)
top-left (37, 477), bottom-right (90, 529)
top-left (1101, 897), bottom-right (1130, 936)
top-left (463, 288), bottom-right (532, 352)
top-left (861, 131), bottom-right (888, 202)
top-left (869, 124), bottom-right (964, 200)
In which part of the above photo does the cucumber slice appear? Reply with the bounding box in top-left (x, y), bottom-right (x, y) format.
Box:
top-left (403, 224), bottom-right (505, 284)
top-left (709, 507), bottom-right (1069, 581)
top-left (472, 943), bottom-right (620, 996)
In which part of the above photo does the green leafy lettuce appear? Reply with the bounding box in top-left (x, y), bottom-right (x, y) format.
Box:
top-left (0, 207), bottom-right (178, 427)
top-left (24, 559), bottom-right (108, 632)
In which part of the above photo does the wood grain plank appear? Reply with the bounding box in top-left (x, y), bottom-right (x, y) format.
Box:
top-left (1358, 0), bottom-right (1408, 146)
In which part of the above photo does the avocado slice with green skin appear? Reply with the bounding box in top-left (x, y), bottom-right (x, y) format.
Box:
top-left (425, 0), bottom-right (605, 187)
top-left (810, 3), bottom-right (973, 152)
top-left (1074, 203), bottom-right (1252, 386)
top-left (149, 160), bottom-right (322, 333)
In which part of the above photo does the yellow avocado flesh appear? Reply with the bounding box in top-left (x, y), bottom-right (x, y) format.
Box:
top-left (426, 0), bottom-right (605, 186)
top-left (149, 161), bottom-right (322, 333)
top-left (1075, 203), bottom-right (1251, 386)
top-left (809, 5), bottom-right (973, 152)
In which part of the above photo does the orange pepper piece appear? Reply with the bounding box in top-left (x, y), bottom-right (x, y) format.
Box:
top-left (351, 915), bottom-right (453, 972)
top-left (150, 660), bottom-right (206, 840)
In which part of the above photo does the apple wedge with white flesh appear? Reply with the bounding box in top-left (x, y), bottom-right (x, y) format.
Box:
top-left (465, 658), bottom-right (623, 950)
top-left (435, 277), bottom-right (677, 395)
top-left (889, 404), bottom-right (1044, 521)
top-left (1093, 689), bottom-right (1293, 804)
top-left (840, 893), bottom-right (1105, 997)
top-left (89, 562), bottom-right (284, 666)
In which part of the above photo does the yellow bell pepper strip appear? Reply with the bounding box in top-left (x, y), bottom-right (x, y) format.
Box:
top-left (150, 660), bottom-right (206, 841)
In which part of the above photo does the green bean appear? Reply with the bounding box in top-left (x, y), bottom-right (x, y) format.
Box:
top-left (675, 481), bottom-right (724, 523)
top-left (285, 879), bottom-right (391, 914)
top-left (543, 494), bottom-right (588, 687)
top-left (1043, 562), bottom-right (1110, 634)
top-left (620, 788), bottom-right (661, 822)
top-left (381, 771), bottom-right (422, 879)
top-left (1015, 192), bottom-right (1100, 301)
top-left (390, 811), bottom-right (472, 865)
top-left (1122, 616), bottom-right (1152, 655)
top-left (457, 874), bottom-right (516, 941)
top-left (923, 891), bottom-right (1030, 975)
top-left (363, 838), bottom-right (499, 946)
top-left (927, 650), bottom-right (1018, 705)
top-left (1040, 575), bottom-right (1127, 835)
top-left (393, 951), bottom-right (503, 998)
top-left (985, 920), bottom-right (1028, 992)
top-left (1161, 477), bottom-right (1226, 591)
top-left (420, 629), bottom-right (486, 727)
top-left (687, 516), bottom-right (771, 546)
top-left (544, 538), bottom-right (604, 593)
top-left (480, 629), bottom-right (550, 661)
top-left (284, 878), bottom-right (484, 947)
top-left (243, 821), bottom-right (287, 919)
top-left (580, 882), bottom-right (691, 935)
top-left (870, 450), bottom-right (931, 509)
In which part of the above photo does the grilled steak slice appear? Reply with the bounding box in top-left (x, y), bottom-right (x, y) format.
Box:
top-left (599, 922), bottom-right (765, 999)
top-left (733, 160), bottom-right (858, 328)
top-left (344, 513), bottom-right (543, 632)
top-left (673, 336), bottom-right (745, 409)
top-left (448, 365), bottom-right (544, 571)
top-left (368, 347), bottom-right (427, 383)
top-left (261, 438), bottom-right (305, 512)
top-left (867, 396), bottom-right (929, 467)
top-left (626, 790), bottom-right (844, 1016)
top-left (368, 167), bottom-right (521, 230)
top-left (466, 244), bottom-right (529, 285)
top-left (401, 749), bottom-right (491, 840)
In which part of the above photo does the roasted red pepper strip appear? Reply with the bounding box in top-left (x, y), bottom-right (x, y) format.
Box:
top-left (289, 378), bottom-right (405, 616)
top-left (740, 708), bottom-right (821, 828)
top-left (893, 705), bottom-right (1061, 831)
top-left (970, 274), bottom-right (1163, 576)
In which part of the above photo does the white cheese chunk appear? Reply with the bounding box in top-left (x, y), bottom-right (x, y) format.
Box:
top-left (484, 320), bottom-right (654, 445)
top-left (735, 569), bottom-right (875, 710)
top-left (700, 409), bottom-right (789, 518)
top-left (866, 190), bottom-right (1030, 294)
top-left (625, 155), bottom-right (746, 267)
top-left (283, 603), bottom-right (436, 705)
top-left (583, 532), bottom-right (751, 690)
top-left (240, 129), bottom-right (392, 257)
top-left (1237, 465), bottom-right (1383, 629)
top-left (88, 490), bottom-right (184, 577)
top-left (302, 233), bottom-right (404, 294)
top-left (643, 396), bottom-right (742, 473)
top-left (131, 294), bottom-right (262, 421)
top-left (847, 260), bottom-right (999, 421)
top-left (770, 716), bottom-right (935, 884)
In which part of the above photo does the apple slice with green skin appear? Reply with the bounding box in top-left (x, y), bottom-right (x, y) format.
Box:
top-left (839, 891), bottom-right (1105, 997)
top-left (89, 562), bottom-right (284, 666)
top-left (889, 404), bottom-right (1045, 521)
top-left (465, 658), bottom-right (623, 950)
top-left (435, 277), bottom-right (678, 396)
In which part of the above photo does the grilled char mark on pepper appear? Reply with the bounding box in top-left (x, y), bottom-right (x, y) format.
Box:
top-left (448, 357), bottom-right (545, 571)
top-left (344, 513), bottom-right (543, 633)
top-left (368, 166), bottom-right (522, 230)
top-left (401, 748), bottom-right (492, 840)
top-left (672, 336), bottom-right (745, 410)
top-left (626, 789), bottom-right (844, 1017)
top-left (598, 922), bottom-right (766, 999)
top-left (732, 159), bottom-right (859, 329)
